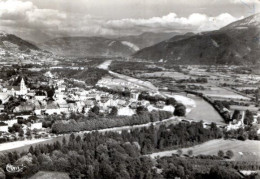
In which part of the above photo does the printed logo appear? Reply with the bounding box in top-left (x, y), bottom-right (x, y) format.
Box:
top-left (6, 164), bottom-right (25, 173)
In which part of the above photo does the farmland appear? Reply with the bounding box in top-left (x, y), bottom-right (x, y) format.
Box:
top-left (137, 71), bottom-right (190, 80)
top-left (198, 87), bottom-right (250, 101)
top-left (29, 171), bottom-right (70, 179)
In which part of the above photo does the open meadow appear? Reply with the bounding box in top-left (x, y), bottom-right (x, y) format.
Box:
top-left (149, 139), bottom-right (260, 162)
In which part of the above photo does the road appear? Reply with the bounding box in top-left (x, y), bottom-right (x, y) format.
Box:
top-left (0, 116), bottom-right (181, 154)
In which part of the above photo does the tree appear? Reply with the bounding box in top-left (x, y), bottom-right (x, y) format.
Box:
top-left (29, 146), bottom-right (34, 154)
top-left (91, 106), bottom-right (100, 115)
top-left (109, 107), bottom-right (118, 116)
top-left (26, 128), bottom-right (32, 137)
top-left (0, 167), bottom-right (5, 179)
top-left (166, 98), bottom-right (177, 106)
top-left (62, 137), bottom-right (67, 145)
top-left (222, 111), bottom-right (231, 123)
top-left (174, 103), bottom-right (186, 116)
top-left (136, 106), bottom-right (148, 115)
top-left (232, 110), bottom-right (240, 121)
top-left (226, 150), bottom-right (234, 159)
top-left (76, 135), bottom-right (81, 143)
top-left (187, 150), bottom-right (193, 156)
top-left (209, 166), bottom-right (242, 179)
top-left (18, 128), bottom-right (24, 138)
top-left (177, 149), bottom-right (182, 156)
top-left (218, 150), bottom-right (224, 158)
top-left (244, 110), bottom-right (254, 125)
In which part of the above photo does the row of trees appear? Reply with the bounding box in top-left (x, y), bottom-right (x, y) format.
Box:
top-left (96, 86), bottom-right (131, 98)
top-left (51, 110), bottom-right (172, 134)
top-left (224, 126), bottom-right (259, 141)
top-left (176, 77), bottom-right (208, 84)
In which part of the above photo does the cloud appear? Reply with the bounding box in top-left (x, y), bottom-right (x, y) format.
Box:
top-left (230, 0), bottom-right (260, 4)
top-left (106, 13), bottom-right (242, 33)
top-left (0, 0), bottom-right (244, 41)
top-left (0, 0), bottom-right (66, 29)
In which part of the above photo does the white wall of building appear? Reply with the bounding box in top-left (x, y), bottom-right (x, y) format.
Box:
top-left (3, 119), bottom-right (18, 127)
top-left (0, 125), bottom-right (8, 132)
top-left (30, 123), bottom-right (42, 130)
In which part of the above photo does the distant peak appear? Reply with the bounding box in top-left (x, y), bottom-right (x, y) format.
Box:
top-left (222, 13), bottom-right (260, 30)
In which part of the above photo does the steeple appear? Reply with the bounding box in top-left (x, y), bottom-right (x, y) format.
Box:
top-left (20, 78), bottom-right (27, 95)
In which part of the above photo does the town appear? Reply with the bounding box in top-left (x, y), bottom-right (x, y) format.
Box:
top-left (0, 60), bottom-right (259, 146)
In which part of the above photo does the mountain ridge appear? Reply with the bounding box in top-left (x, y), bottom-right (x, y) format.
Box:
top-left (38, 36), bottom-right (138, 57)
top-left (133, 14), bottom-right (260, 65)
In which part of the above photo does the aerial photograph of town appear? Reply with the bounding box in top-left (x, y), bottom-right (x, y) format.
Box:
top-left (0, 0), bottom-right (260, 178)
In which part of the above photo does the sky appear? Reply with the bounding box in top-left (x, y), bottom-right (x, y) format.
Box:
top-left (0, 0), bottom-right (259, 42)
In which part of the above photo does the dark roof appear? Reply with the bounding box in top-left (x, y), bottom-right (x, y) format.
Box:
top-left (5, 86), bottom-right (20, 91)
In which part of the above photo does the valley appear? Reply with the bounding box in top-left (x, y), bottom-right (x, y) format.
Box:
top-left (0, 12), bottom-right (259, 179)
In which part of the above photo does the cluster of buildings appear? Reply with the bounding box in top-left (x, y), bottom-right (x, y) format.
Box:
top-left (0, 74), bottom-right (143, 133)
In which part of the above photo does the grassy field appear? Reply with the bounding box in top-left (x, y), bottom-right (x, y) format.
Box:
top-left (137, 71), bottom-right (189, 80)
top-left (29, 171), bottom-right (70, 179)
top-left (198, 87), bottom-right (250, 100)
top-left (149, 139), bottom-right (260, 161)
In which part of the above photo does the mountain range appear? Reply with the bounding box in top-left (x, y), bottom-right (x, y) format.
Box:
top-left (38, 32), bottom-right (179, 57)
top-left (117, 32), bottom-right (180, 50)
top-left (38, 36), bottom-right (137, 57)
top-left (0, 31), bottom-right (40, 52)
top-left (133, 14), bottom-right (260, 65)
top-left (1, 14), bottom-right (259, 65)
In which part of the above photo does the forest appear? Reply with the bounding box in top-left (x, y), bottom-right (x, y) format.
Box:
top-left (2, 121), bottom-right (257, 179)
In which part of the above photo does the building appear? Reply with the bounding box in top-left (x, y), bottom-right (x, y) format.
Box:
top-left (2, 78), bottom-right (28, 96)
top-left (0, 105), bottom-right (4, 113)
top-left (156, 101), bottom-right (165, 108)
top-left (0, 123), bottom-right (8, 132)
top-left (3, 119), bottom-right (18, 127)
top-left (59, 103), bottom-right (70, 113)
top-left (35, 91), bottom-right (47, 101)
top-left (44, 102), bottom-right (60, 115)
top-left (30, 122), bottom-right (43, 130)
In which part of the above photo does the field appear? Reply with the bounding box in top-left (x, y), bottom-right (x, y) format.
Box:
top-left (97, 76), bottom-right (151, 91)
top-left (149, 139), bottom-right (260, 161)
top-left (29, 171), bottom-right (70, 179)
top-left (198, 87), bottom-right (250, 100)
top-left (97, 72), bottom-right (158, 91)
top-left (137, 71), bottom-right (190, 80)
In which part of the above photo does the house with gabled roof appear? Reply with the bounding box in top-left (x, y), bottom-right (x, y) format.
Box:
top-left (44, 102), bottom-right (60, 115)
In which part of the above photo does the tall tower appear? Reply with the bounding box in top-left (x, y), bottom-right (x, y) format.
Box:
top-left (20, 78), bottom-right (27, 95)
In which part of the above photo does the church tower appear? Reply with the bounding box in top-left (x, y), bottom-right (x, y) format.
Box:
top-left (20, 78), bottom-right (27, 95)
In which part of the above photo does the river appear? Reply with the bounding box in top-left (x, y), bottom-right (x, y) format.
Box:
top-left (186, 94), bottom-right (224, 125)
